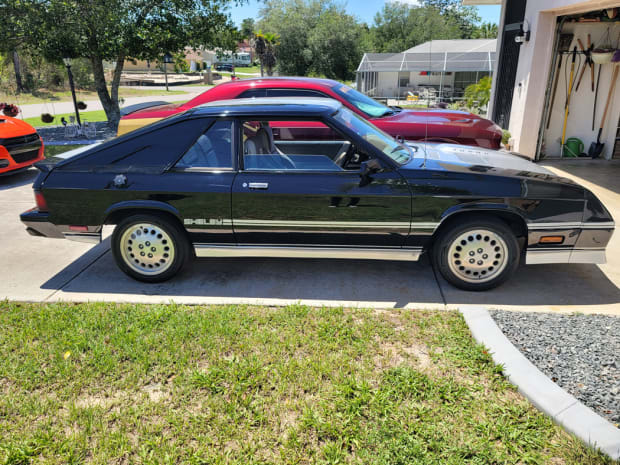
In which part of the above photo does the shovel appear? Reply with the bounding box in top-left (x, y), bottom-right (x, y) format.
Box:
top-left (589, 64), bottom-right (619, 158)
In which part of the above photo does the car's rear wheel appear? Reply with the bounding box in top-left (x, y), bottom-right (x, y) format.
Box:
top-left (432, 217), bottom-right (520, 291)
top-left (112, 214), bottom-right (190, 282)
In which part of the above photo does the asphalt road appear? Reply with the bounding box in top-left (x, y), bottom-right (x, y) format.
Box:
top-left (1, 160), bottom-right (618, 313)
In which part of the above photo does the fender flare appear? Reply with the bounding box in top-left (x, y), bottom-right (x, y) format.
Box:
top-left (435, 202), bottom-right (529, 234)
top-left (103, 200), bottom-right (182, 224)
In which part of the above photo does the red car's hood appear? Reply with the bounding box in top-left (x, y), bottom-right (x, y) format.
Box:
top-left (378, 108), bottom-right (484, 124)
top-left (371, 109), bottom-right (502, 148)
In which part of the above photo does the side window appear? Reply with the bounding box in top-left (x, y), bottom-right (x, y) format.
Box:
top-left (237, 89), bottom-right (267, 98)
top-left (175, 120), bottom-right (233, 169)
top-left (266, 89), bottom-right (329, 98)
top-left (241, 120), bottom-right (369, 172)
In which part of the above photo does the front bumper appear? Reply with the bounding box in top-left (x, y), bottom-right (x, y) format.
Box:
top-left (20, 209), bottom-right (101, 244)
top-left (0, 136), bottom-right (45, 175)
top-left (525, 221), bottom-right (614, 265)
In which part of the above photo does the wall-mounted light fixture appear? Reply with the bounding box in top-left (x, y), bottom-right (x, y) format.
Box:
top-left (515, 23), bottom-right (530, 45)
top-left (515, 22), bottom-right (531, 45)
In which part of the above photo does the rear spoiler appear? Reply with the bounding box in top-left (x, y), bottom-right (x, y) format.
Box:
top-left (120, 101), bottom-right (170, 116)
top-left (35, 143), bottom-right (103, 173)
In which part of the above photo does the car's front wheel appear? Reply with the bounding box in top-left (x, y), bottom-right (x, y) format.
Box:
top-left (432, 217), bottom-right (520, 291)
top-left (111, 214), bottom-right (190, 282)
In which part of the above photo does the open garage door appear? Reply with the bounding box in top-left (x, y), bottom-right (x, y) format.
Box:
top-left (492, 0), bottom-right (527, 129)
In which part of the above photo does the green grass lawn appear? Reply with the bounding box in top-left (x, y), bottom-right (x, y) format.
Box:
top-left (228, 65), bottom-right (261, 74)
top-left (25, 110), bottom-right (109, 127)
top-left (26, 100), bottom-right (191, 128)
top-left (1, 88), bottom-right (188, 106)
top-left (0, 302), bottom-right (612, 464)
top-left (43, 145), bottom-right (87, 158)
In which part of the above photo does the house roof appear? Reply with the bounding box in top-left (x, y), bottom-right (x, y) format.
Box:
top-left (403, 39), bottom-right (496, 54)
top-left (357, 39), bottom-right (497, 73)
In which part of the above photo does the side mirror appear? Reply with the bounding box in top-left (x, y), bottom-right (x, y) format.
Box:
top-left (359, 158), bottom-right (384, 187)
top-left (361, 158), bottom-right (383, 176)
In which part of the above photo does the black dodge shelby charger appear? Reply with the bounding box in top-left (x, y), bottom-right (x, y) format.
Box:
top-left (21, 98), bottom-right (614, 290)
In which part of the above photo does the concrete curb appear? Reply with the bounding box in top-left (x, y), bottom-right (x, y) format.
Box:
top-left (460, 306), bottom-right (620, 461)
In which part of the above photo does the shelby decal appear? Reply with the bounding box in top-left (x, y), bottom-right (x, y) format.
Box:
top-left (184, 218), bottom-right (226, 226)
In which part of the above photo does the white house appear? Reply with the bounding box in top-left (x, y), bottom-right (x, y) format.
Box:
top-left (465, 0), bottom-right (620, 160)
top-left (356, 39), bottom-right (496, 100)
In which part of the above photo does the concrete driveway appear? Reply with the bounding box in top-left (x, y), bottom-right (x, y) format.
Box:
top-left (1, 160), bottom-right (618, 314)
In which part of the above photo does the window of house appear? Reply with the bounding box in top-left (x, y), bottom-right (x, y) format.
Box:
top-left (175, 120), bottom-right (233, 169)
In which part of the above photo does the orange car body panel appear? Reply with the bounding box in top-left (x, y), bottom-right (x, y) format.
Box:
top-left (0, 116), bottom-right (45, 175)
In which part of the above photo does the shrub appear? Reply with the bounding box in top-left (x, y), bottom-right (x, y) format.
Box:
top-left (502, 130), bottom-right (511, 146)
top-left (464, 76), bottom-right (492, 113)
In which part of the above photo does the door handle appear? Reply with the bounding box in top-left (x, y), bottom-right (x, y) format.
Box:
top-left (247, 182), bottom-right (269, 190)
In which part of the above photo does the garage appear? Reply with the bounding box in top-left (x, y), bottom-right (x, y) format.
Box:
top-left (469, 0), bottom-right (620, 160)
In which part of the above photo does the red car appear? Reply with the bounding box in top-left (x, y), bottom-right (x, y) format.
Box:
top-left (0, 116), bottom-right (44, 176)
top-left (118, 77), bottom-right (502, 149)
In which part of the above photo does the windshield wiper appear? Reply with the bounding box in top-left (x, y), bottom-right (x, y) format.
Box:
top-left (376, 109), bottom-right (395, 118)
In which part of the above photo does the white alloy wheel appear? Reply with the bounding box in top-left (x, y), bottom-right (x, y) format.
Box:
top-left (446, 228), bottom-right (509, 284)
top-left (119, 223), bottom-right (175, 275)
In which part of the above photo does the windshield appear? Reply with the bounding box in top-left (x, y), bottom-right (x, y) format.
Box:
top-left (332, 84), bottom-right (392, 118)
top-left (334, 108), bottom-right (411, 165)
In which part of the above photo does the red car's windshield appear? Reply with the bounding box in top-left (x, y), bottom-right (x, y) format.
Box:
top-left (332, 84), bottom-right (393, 118)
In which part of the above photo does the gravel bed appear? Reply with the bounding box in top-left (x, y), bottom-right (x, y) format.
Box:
top-left (36, 122), bottom-right (116, 143)
top-left (490, 310), bottom-right (620, 426)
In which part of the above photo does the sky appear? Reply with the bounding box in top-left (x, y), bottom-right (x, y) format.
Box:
top-left (229, 1), bottom-right (501, 27)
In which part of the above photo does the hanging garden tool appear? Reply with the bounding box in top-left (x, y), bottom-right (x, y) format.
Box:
top-left (589, 55), bottom-right (620, 158)
top-left (546, 33), bottom-right (574, 129)
top-left (575, 35), bottom-right (594, 92)
top-left (561, 47), bottom-right (578, 157)
top-left (592, 63), bottom-right (602, 130)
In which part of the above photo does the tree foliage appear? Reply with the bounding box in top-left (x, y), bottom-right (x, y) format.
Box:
top-left (472, 22), bottom-right (498, 39)
top-left (241, 18), bottom-right (256, 39)
top-left (464, 75), bottom-right (492, 112)
top-left (257, 0), bottom-right (362, 80)
top-left (0, 0), bottom-right (243, 128)
top-left (370, 1), bottom-right (482, 53)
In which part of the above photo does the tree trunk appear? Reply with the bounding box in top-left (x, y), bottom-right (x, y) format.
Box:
top-left (90, 55), bottom-right (124, 130)
top-left (12, 50), bottom-right (24, 93)
top-left (260, 58), bottom-right (264, 77)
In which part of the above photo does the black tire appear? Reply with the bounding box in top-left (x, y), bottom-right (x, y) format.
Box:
top-left (111, 213), bottom-right (190, 283)
top-left (432, 216), bottom-right (520, 291)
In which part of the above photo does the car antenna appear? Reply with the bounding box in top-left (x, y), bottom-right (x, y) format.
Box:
top-left (423, 33), bottom-right (431, 169)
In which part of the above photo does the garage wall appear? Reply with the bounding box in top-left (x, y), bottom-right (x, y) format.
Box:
top-left (503, 0), bottom-right (620, 159)
top-left (543, 22), bottom-right (620, 158)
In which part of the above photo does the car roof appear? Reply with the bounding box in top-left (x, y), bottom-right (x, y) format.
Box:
top-left (191, 97), bottom-right (343, 117)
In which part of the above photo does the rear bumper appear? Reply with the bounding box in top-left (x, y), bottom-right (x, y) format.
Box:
top-left (20, 209), bottom-right (101, 244)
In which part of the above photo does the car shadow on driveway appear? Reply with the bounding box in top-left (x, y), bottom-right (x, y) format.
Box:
top-left (439, 263), bottom-right (620, 310)
top-left (0, 168), bottom-right (37, 191)
top-left (39, 239), bottom-right (444, 308)
top-left (39, 239), bottom-right (619, 310)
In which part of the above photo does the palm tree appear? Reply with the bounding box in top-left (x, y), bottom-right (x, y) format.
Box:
top-left (474, 22), bottom-right (498, 39)
top-left (254, 30), bottom-right (280, 77)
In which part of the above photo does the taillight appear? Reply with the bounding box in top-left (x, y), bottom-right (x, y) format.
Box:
top-left (34, 191), bottom-right (48, 212)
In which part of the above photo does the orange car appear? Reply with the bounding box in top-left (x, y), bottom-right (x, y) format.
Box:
top-left (0, 115), bottom-right (44, 175)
